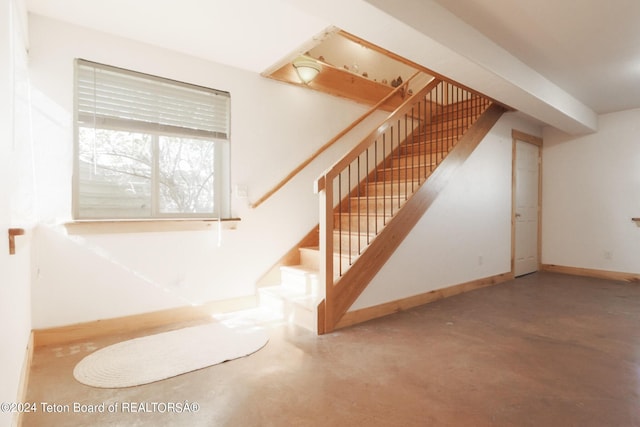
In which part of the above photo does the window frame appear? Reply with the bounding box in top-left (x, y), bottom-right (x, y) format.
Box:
top-left (72, 59), bottom-right (231, 221)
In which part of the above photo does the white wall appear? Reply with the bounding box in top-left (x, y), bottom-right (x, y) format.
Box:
top-left (542, 110), bottom-right (640, 274)
top-left (31, 226), bottom-right (190, 328)
top-left (352, 112), bottom-right (542, 310)
top-left (0, 0), bottom-right (32, 423)
top-left (28, 14), bottom-right (386, 328)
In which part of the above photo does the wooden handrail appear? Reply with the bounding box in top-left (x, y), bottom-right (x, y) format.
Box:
top-left (315, 77), bottom-right (442, 193)
top-left (8, 228), bottom-right (25, 255)
top-left (249, 71), bottom-right (423, 209)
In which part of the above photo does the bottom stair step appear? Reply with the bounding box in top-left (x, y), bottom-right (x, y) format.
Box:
top-left (280, 265), bottom-right (319, 296)
top-left (258, 286), bottom-right (319, 331)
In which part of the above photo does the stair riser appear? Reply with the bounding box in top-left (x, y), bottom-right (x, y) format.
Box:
top-left (430, 109), bottom-right (485, 123)
top-left (363, 182), bottom-right (418, 197)
top-left (377, 167), bottom-right (429, 181)
top-left (437, 99), bottom-right (490, 114)
top-left (402, 138), bottom-right (457, 153)
top-left (423, 123), bottom-right (470, 134)
top-left (389, 154), bottom-right (441, 168)
top-left (280, 269), bottom-right (319, 296)
top-left (300, 248), bottom-right (356, 280)
top-left (348, 197), bottom-right (406, 214)
top-left (396, 149), bottom-right (450, 162)
top-left (334, 213), bottom-right (389, 231)
top-left (299, 247), bottom-right (319, 269)
top-left (401, 136), bottom-right (452, 148)
top-left (298, 247), bottom-right (358, 280)
top-left (429, 113), bottom-right (481, 124)
top-left (332, 232), bottom-right (373, 255)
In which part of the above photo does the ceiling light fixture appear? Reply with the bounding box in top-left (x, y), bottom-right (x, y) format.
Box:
top-left (292, 57), bottom-right (321, 84)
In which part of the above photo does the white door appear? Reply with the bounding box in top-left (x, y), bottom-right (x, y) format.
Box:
top-left (514, 140), bottom-right (540, 276)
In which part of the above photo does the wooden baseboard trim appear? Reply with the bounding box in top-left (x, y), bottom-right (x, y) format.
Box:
top-left (541, 264), bottom-right (640, 283)
top-left (15, 332), bottom-right (34, 427)
top-left (33, 295), bottom-right (257, 348)
top-left (335, 272), bottom-right (513, 330)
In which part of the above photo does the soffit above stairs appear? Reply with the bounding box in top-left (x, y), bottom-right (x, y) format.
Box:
top-left (263, 30), bottom-right (427, 111)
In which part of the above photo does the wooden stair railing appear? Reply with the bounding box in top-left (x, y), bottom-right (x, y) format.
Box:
top-left (250, 71), bottom-right (425, 209)
top-left (315, 80), bottom-right (504, 334)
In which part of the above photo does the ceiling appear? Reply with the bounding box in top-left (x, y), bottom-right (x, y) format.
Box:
top-left (431, 0), bottom-right (640, 115)
top-left (25, 0), bottom-right (640, 129)
top-left (25, 0), bottom-right (330, 73)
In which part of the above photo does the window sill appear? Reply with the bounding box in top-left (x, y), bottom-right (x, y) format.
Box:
top-left (64, 218), bottom-right (241, 235)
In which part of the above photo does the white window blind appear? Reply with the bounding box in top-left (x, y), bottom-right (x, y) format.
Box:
top-left (76, 60), bottom-right (230, 139)
top-left (74, 59), bottom-right (231, 220)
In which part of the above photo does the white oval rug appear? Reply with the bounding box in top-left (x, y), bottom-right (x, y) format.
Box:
top-left (73, 322), bottom-right (269, 388)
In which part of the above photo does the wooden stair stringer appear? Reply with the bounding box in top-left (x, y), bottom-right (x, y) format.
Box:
top-left (320, 103), bottom-right (506, 333)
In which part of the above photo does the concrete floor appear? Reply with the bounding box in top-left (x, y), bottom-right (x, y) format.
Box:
top-left (22, 272), bottom-right (640, 426)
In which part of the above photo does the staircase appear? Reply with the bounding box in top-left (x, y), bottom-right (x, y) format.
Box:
top-left (259, 78), bottom-right (503, 333)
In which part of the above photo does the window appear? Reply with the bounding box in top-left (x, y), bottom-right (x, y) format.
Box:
top-left (73, 59), bottom-right (231, 220)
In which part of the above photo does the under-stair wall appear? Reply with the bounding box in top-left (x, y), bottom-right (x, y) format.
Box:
top-left (347, 112), bottom-right (543, 318)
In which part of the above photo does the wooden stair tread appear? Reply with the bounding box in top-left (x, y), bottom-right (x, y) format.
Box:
top-left (280, 265), bottom-right (319, 275)
top-left (378, 162), bottom-right (436, 171)
top-left (364, 185), bottom-right (423, 195)
top-left (334, 212), bottom-right (393, 217)
top-left (300, 245), bottom-right (359, 258)
top-left (366, 178), bottom-right (422, 184)
top-left (406, 135), bottom-right (458, 142)
top-left (349, 195), bottom-right (416, 200)
top-left (333, 229), bottom-right (377, 236)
